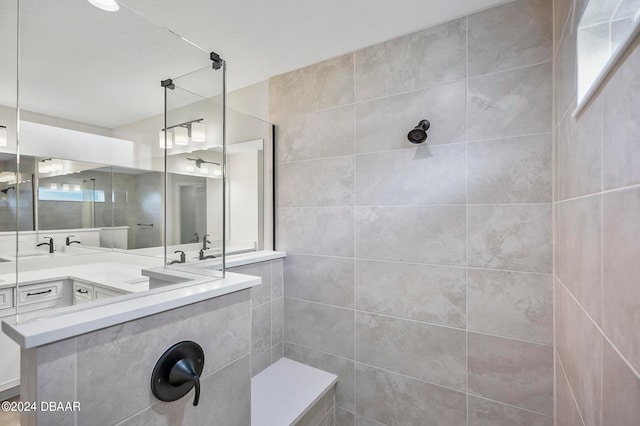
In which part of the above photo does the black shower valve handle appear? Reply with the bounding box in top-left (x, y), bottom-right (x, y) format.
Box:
top-left (169, 358), bottom-right (201, 406)
top-left (151, 341), bottom-right (205, 408)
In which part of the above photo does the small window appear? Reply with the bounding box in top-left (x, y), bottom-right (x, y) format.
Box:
top-left (38, 187), bottom-right (105, 202)
top-left (577, 0), bottom-right (640, 108)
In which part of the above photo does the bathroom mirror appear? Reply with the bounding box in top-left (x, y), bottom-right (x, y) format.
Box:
top-left (577, 0), bottom-right (640, 109)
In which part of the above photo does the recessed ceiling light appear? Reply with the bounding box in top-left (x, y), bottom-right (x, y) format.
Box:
top-left (87, 0), bottom-right (120, 12)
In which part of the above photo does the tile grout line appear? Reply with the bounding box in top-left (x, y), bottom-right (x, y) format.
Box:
top-left (555, 181), bottom-right (640, 204)
top-left (555, 348), bottom-right (587, 426)
top-left (599, 79), bottom-right (604, 426)
top-left (465, 15), bottom-right (470, 426)
top-left (352, 50), bottom-right (358, 422)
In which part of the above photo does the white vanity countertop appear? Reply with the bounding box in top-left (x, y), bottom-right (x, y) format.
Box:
top-left (3, 271), bottom-right (261, 348)
top-left (0, 262), bottom-right (150, 293)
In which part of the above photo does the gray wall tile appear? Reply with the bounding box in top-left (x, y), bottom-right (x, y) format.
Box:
top-left (278, 156), bottom-right (354, 207)
top-left (277, 105), bottom-right (354, 163)
top-left (356, 206), bottom-right (466, 266)
top-left (602, 340), bottom-right (640, 426)
top-left (285, 343), bottom-right (355, 412)
top-left (468, 204), bottom-right (552, 273)
top-left (76, 290), bottom-right (250, 426)
top-left (284, 298), bottom-right (354, 359)
top-left (336, 408), bottom-right (355, 426)
top-left (269, 54), bottom-right (354, 120)
top-left (252, 302), bottom-right (271, 353)
top-left (278, 207), bottom-right (354, 256)
top-left (468, 62), bottom-right (552, 140)
top-left (555, 195), bottom-right (602, 322)
top-left (355, 144), bottom-right (466, 206)
top-left (468, 0), bottom-right (552, 77)
top-left (468, 269), bottom-right (553, 344)
top-left (356, 312), bottom-right (466, 391)
top-left (272, 296), bottom-right (284, 344)
top-left (356, 259), bottom-right (465, 327)
top-left (468, 332), bottom-right (553, 415)
top-left (355, 363), bottom-right (466, 426)
top-left (252, 349), bottom-right (272, 377)
top-left (555, 280), bottom-right (602, 426)
top-left (35, 340), bottom-right (77, 426)
top-left (555, 352), bottom-right (585, 426)
top-left (556, 97), bottom-right (602, 200)
top-left (284, 254), bottom-right (354, 308)
top-left (354, 19), bottom-right (466, 101)
top-left (602, 34), bottom-right (640, 189)
top-left (272, 258), bottom-right (284, 300)
top-left (355, 81), bottom-right (466, 153)
top-left (467, 395), bottom-right (553, 426)
top-left (603, 187), bottom-right (640, 373)
top-left (230, 261), bottom-right (272, 307)
top-left (554, 1), bottom-right (578, 122)
top-left (467, 134), bottom-right (552, 204)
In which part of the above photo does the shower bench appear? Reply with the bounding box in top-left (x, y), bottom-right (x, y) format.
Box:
top-left (252, 358), bottom-right (337, 426)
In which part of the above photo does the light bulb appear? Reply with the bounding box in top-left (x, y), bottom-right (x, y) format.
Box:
top-left (174, 126), bottom-right (189, 146)
top-left (159, 130), bottom-right (173, 149)
top-left (50, 183), bottom-right (58, 190)
top-left (0, 126), bottom-right (7, 147)
top-left (199, 165), bottom-right (209, 174)
top-left (190, 122), bottom-right (206, 142)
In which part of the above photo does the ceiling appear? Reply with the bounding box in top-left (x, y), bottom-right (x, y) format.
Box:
top-left (0, 0), bottom-right (511, 129)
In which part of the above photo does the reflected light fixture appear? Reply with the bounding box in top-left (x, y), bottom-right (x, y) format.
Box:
top-left (174, 126), bottom-right (189, 146)
top-left (190, 121), bottom-right (206, 142)
top-left (87, 0), bottom-right (120, 12)
top-left (159, 129), bottom-right (173, 149)
top-left (186, 157), bottom-right (220, 175)
top-left (0, 126), bottom-right (6, 147)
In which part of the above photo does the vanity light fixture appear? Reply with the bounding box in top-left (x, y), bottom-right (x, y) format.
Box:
top-left (160, 119), bottom-right (205, 149)
top-left (38, 158), bottom-right (63, 173)
top-left (0, 172), bottom-right (15, 183)
top-left (74, 184), bottom-right (81, 191)
top-left (159, 129), bottom-right (174, 149)
top-left (87, 0), bottom-right (120, 12)
top-left (186, 157), bottom-right (220, 175)
top-left (174, 126), bottom-right (189, 146)
top-left (62, 184), bottom-right (70, 191)
top-left (0, 126), bottom-right (7, 147)
top-left (50, 183), bottom-right (58, 190)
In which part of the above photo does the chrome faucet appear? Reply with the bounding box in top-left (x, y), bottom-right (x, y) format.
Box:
top-left (37, 237), bottom-right (54, 254)
top-left (168, 250), bottom-right (186, 265)
top-left (65, 235), bottom-right (81, 246)
top-left (199, 249), bottom-right (216, 261)
top-left (202, 234), bottom-right (211, 250)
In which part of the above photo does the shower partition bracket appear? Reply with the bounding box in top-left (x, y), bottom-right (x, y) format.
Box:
top-left (210, 51), bottom-right (223, 70)
top-left (160, 79), bottom-right (175, 90)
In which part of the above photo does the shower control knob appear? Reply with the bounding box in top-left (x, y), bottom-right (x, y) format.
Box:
top-left (151, 341), bottom-right (205, 407)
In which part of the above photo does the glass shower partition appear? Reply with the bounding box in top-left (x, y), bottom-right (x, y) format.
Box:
top-left (164, 61), bottom-right (227, 277)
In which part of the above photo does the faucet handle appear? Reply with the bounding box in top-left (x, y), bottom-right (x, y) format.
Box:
top-left (174, 250), bottom-right (186, 263)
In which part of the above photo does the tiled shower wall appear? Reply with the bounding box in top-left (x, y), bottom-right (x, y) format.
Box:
top-left (553, 0), bottom-right (640, 425)
top-left (271, 0), bottom-right (554, 424)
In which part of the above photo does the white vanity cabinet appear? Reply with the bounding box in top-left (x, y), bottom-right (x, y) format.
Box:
top-left (0, 288), bottom-right (18, 397)
top-left (73, 280), bottom-right (127, 305)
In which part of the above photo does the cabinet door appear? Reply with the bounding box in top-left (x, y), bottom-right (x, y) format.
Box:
top-left (73, 281), bottom-right (94, 302)
top-left (0, 313), bottom-right (20, 395)
top-left (17, 281), bottom-right (63, 306)
top-left (94, 286), bottom-right (126, 300)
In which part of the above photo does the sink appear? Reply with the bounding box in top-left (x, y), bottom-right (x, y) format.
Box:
top-left (16, 251), bottom-right (52, 258)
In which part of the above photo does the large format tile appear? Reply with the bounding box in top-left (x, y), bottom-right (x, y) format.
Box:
top-left (555, 280), bottom-right (602, 426)
top-left (356, 312), bottom-right (466, 390)
top-left (269, 54), bottom-right (354, 119)
top-left (354, 19), bottom-right (466, 101)
top-left (355, 364), bottom-right (466, 426)
top-left (284, 298), bottom-right (354, 359)
top-left (555, 195), bottom-right (602, 322)
top-left (355, 81), bottom-right (465, 153)
top-left (467, 134), bottom-right (552, 203)
top-left (118, 355), bottom-right (251, 426)
top-left (468, 0), bottom-right (552, 77)
top-left (272, 297), bottom-right (284, 345)
top-left (468, 204), bottom-right (552, 273)
top-left (278, 207), bottom-right (354, 257)
top-left (468, 62), bottom-right (552, 141)
top-left (77, 291), bottom-right (250, 426)
top-left (603, 187), bottom-right (640, 373)
top-left (284, 254), bottom-right (354, 308)
top-left (35, 339), bottom-right (77, 426)
top-left (355, 259), bottom-right (465, 327)
top-left (336, 408), bottom-right (355, 426)
top-left (272, 258), bottom-right (283, 300)
top-left (277, 105), bottom-right (354, 163)
top-left (468, 395), bottom-right (553, 426)
top-left (602, 36), bottom-right (640, 189)
top-left (285, 343), bottom-right (355, 412)
top-left (229, 261), bottom-right (272, 307)
top-left (356, 206), bottom-right (466, 266)
top-left (556, 99), bottom-right (602, 200)
top-left (554, 1), bottom-right (577, 122)
top-left (355, 144), bottom-right (466, 206)
top-left (468, 269), bottom-right (553, 344)
top-left (468, 333), bottom-right (553, 415)
top-left (278, 156), bottom-right (354, 207)
top-left (555, 352), bottom-right (585, 426)
top-left (602, 340), bottom-right (640, 425)
top-left (252, 302), bottom-right (271, 353)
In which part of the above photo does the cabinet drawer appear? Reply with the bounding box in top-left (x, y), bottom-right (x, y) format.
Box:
top-left (94, 286), bottom-right (126, 300)
top-left (73, 296), bottom-right (91, 305)
top-left (0, 288), bottom-right (13, 310)
top-left (18, 281), bottom-right (63, 306)
top-left (73, 281), bottom-right (94, 301)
